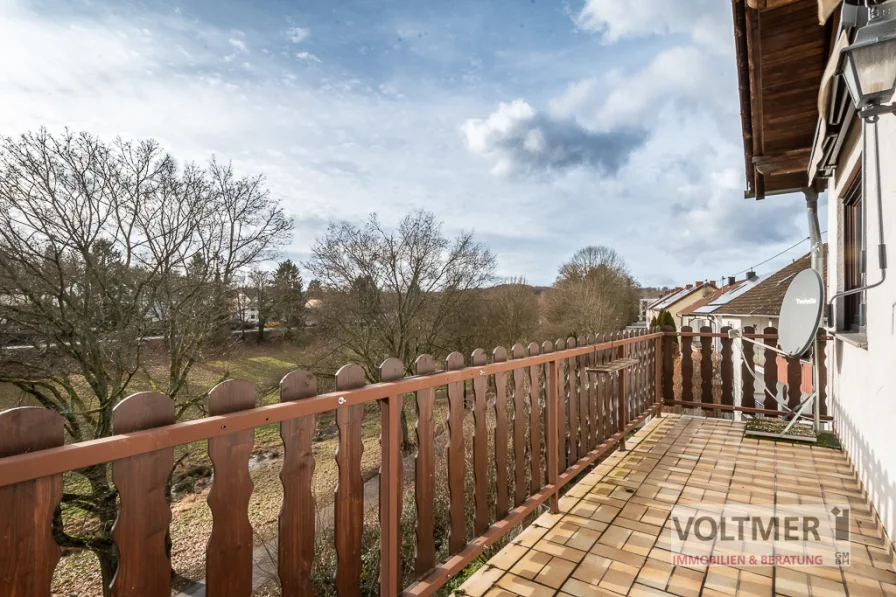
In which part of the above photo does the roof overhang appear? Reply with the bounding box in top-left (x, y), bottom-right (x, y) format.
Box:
top-left (732, 0), bottom-right (839, 199)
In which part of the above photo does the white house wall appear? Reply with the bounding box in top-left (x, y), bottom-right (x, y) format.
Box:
top-left (827, 113), bottom-right (896, 543)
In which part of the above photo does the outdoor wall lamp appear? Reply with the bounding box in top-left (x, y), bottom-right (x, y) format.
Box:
top-left (840, 0), bottom-right (896, 118)
top-left (827, 1), bottom-right (893, 328)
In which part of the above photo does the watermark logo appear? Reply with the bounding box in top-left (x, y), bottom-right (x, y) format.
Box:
top-left (668, 503), bottom-right (851, 567)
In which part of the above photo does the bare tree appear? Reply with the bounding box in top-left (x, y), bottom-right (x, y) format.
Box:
top-left (0, 129), bottom-right (291, 594)
top-left (307, 210), bottom-right (495, 448)
top-left (249, 268), bottom-right (273, 343)
top-left (546, 246), bottom-right (639, 337)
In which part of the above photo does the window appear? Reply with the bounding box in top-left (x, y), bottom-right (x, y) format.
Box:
top-left (842, 170), bottom-right (863, 331)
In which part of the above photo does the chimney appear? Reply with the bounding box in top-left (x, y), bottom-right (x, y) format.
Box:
top-left (728, 276), bottom-right (735, 286)
top-left (686, 284), bottom-right (693, 290)
top-left (747, 270), bottom-right (757, 280)
top-left (695, 280), bottom-right (702, 288)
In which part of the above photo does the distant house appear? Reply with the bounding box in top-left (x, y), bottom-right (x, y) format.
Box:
top-left (645, 281), bottom-right (717, 329)
top-left (711, 249), bottom-right (827, 334)
top-left (679, 277), bottom-right (750, 331)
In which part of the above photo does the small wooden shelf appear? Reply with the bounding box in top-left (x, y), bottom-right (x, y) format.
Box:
top-left (585, 358), bottom-right (641, 374)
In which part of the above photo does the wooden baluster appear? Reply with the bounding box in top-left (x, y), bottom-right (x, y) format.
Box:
top-left (566, 338), bottom-right (578, 467)
top-left (445, 352), bottom-right (465, 555)
top-left (111, 392), bottom-right (174, 597)
top-left (662, 326), bottom-right (675, 404)
top-left (654, 329), bottom-right (663, 414)
top-left (787, 357), bottom-right (802, 415)
top-left (414, 355), bottom-right (436, 577)
top-left (720, 327), bottom-right (734, 411)
top-left (546, 357), bottom-right (560, 513)
top-left (335, 365), bottom-right (365, 597)
top-left (577, 340), bottom-right (589, 454)
top-left (595, 333), bottom-right (604, 445)
top-left (817, 331), bottom-right (828, 417)
top-left (0, 407), bottom-right (64, 597)
top-left (493, 347), bottom-right (510, 521)
top-left (207, 380), bottom-right (256, 597)
top-left (541, 341), bottom-right (554, 487)
top-left (604, 333), bottom-right (614, 440)
top-left (379, 358), bottom-right (405, 597)
top-left (700, 326), bottom-right (714, 413)
top-left (680, 326), bottom-right (694, 403)
top-left (554, 339), bottom-right (566, 473)
top-left (510, 345), bottom-right (527, 507)
top-left (763, 328), bottom-right (779, 412)
top-left (471, 348), bottom-right (489, 536)
top-left (741, 326), bottom-right (756, 409)
top-left (527, 342), bottom-right (541, 493)
top-left (279, 370), bottom-right (318, 597)
top-left (585, 334), bottom-right (596, 449)
top-left (617, 333), bottom-right (627, 450)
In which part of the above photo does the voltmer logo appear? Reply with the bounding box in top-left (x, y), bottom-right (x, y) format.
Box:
top-left (668, 503), bottom-right (851, 567)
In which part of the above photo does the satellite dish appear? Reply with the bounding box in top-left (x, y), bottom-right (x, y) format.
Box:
top-left (778, 269), bottom-right (824, 357)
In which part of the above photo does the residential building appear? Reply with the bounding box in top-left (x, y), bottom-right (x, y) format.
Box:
top-left (645, 281), bottom-right (717, 329)
top-left (733, 0), bottom-right (896, 541)
top-left (679, 277), bottom-right (749, 331)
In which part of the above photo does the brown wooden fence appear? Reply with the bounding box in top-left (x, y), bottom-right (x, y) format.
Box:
top-left (0, 327), bottom-right (826, 596)
top-left (664, 326), bottom-right (829, 419)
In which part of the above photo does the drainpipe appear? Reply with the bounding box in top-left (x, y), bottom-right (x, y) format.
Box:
top-left (803, 187), bottom-right (824, 276)
top-left (803, 186), bottom-right (825, 434)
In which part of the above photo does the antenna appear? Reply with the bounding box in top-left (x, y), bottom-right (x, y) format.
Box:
top-left (729, 268), bottom-right (825, 441)
top-left (777, 269), bottom-right (825, 357)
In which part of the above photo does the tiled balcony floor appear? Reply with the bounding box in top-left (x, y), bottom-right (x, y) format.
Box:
top-left (454, 414), bottom-right (896, 597)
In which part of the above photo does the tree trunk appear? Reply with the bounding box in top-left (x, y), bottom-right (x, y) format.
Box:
top-left (257, 318), bottom-right (265, 343)
top-left (96, 547), bottom-right (119, 597)
top-left (400, 406), bottom-right (412, 453)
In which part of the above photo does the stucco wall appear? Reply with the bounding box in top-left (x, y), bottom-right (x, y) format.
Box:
top-left (827, 113), bottom-right (896, 543)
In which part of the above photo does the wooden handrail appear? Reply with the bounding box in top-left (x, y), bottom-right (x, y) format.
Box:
top-left (0, 332), bottom-right (661, 489)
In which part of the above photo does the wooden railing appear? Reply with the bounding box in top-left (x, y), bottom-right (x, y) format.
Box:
top-left (663, 325), bottom-right (829, 420)
top-left (0, 327), bottom-right (825, 596)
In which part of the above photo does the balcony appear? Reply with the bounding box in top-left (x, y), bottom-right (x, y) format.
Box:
top-left (0, 328), bottom-right (884, 597)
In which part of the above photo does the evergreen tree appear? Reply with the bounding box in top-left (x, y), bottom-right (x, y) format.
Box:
top-left (272, 259), bottom-right (306, 339)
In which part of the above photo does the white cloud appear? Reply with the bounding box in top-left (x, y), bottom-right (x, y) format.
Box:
top-left (461, 99), bottom-right (645, 178)
top-left (228, 36), bottom-right (248, 53)
top-left (574, 0), bottom-right (732, 52)
top-left (295, 51), bottom-right (322, 64)
top-left (286, 26), bottom-right (310, 43)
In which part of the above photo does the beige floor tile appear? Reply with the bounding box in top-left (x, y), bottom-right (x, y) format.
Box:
top-left (457, 565), bottom-right (506, 597)
top-left (497, 573), bottom-right (556, 597)
top-left (571, 553), bottom-right (612, 585)
top-left (482, 588), bottom-right (516, 597)
top-left (629, 582), bottom-right (677, 596)
top-left (510, 550), bottom-right (553, 580)
top-left (567, 527), bottom-right (602, 552)
top-left (491, 543), bottom-right (530, 570)
top-left (598, 560), bottom-right (640, 594)
top-left (536, 557), bottom-right (577, 589)
top-left (704, 566), bottom-right (738, 595)
top-left (737, 570), bottom-right (772, 597)
top-left (637, 558), bottom-right (673, 590)
top-left (775, 568), bottom-right (809, 597)
top-left (808, 575), bottom-right (847, 597)
top-left (667, 566), bottom-right (704, 597)
top-left (560, 576), bottom-right (621, 597)
top-left (598, 525), bottom-right (632, 549)
top-left (533, 539), bottom-right (587, 563)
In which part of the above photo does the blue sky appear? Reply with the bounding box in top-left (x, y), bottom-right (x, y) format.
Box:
top-left (0, 0), bottom-right (825, 287)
